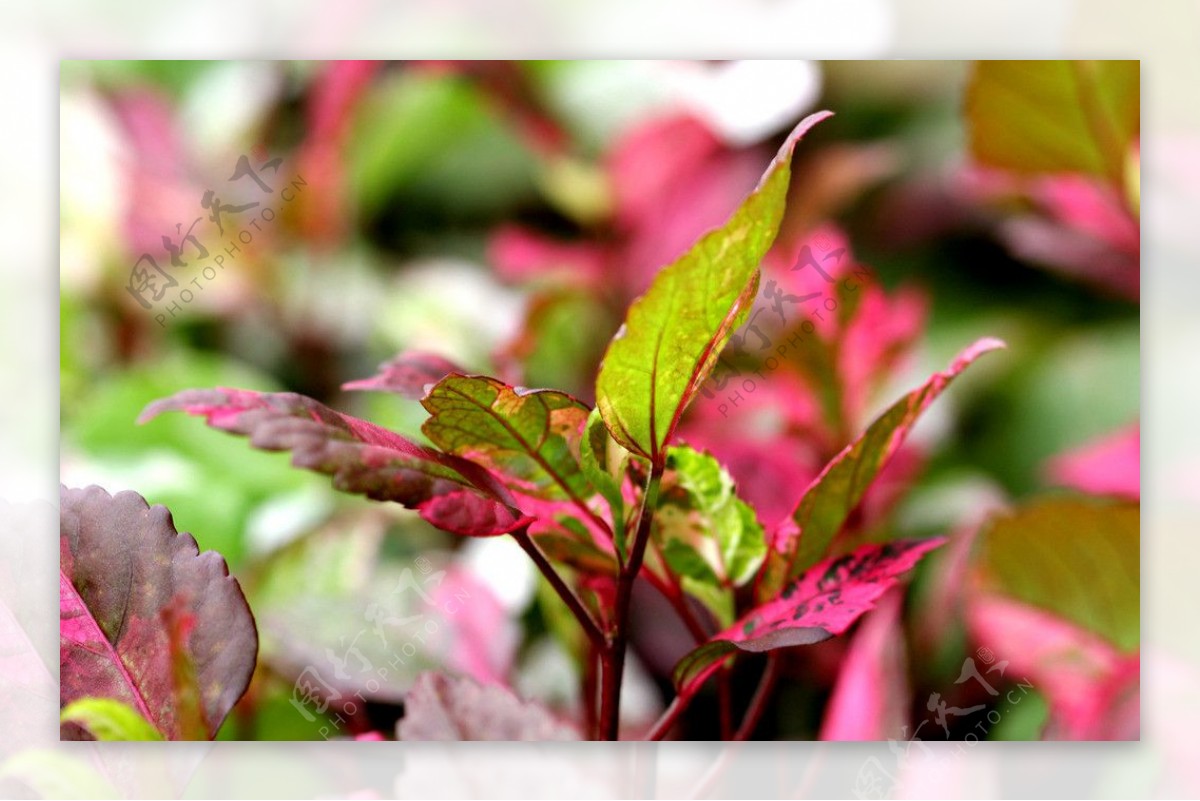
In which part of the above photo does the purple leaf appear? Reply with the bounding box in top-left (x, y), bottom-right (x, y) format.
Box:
top-left (673, 538), bottom-right (943, 697)
top-left (139, 388), bottom-right (531, 537)
top-left (397, 672), bottom-right (580, 741)
top-left (343, 350), bottom-right (467, 400)
top-left (59, 485), bottom-right (257, 740)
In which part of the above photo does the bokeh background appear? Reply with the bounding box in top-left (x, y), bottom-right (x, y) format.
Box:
top-left (55, 59), bottom-right (1138, 745)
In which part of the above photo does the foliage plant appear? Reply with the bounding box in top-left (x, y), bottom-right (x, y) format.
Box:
top-left (60, 111), bottom-right (1009, 741)
top-left (61, 58), bottom-right (1142, 742)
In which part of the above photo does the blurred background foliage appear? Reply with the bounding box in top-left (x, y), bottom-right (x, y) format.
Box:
top-left (60, 60), bottom-right (1138, 740)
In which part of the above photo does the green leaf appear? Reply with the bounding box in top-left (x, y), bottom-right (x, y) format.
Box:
top-left (0, 751), bottom-right (120, 800)
top-left (663, 446), bottom-right (766, 584)
top-left (654, 446), bottom-right (765, 628)
top-left (59, 698), bottom-right (164, 741)
top-left (965, 60), bottom-right (1139, 184)
top-left (758, 338), bottom-right (1004, 601)
top-left (975, 496), bottom-right (1139, 652)
top-left (580, 408), bottom-right (628, 557)
top-left (595, 111), bottom-right (833, 464)
top-left (421, 375), bottom-right (592, 504)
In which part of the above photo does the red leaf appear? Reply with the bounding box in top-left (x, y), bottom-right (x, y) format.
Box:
top-left (342, 350), bottom-right (467, 400)
top-left (139, 388), bottom-right (530, 537)
top-left (397, 672), bottom-right (580, 741)
top-left (673, 538), bottom-right (943, 697)
top-left (59, 485), bottom-right (257, 740)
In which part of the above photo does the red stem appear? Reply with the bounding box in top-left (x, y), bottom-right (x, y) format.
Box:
top-left (599, 460), bottom-right (664, 740)
top-left (644, 695), bottom-right (688, 741)
top-left (513, 528), bottom-right (604, 652)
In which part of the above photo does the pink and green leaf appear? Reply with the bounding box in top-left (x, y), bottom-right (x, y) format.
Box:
top-left (973, 496), bottom-right (1139, 652)
top-left (673, 538), bottom-right (943, 697)
top-left (758, 337), bottom-right (1004, 601)
top-left (420, 375), bottom-right (593, 507)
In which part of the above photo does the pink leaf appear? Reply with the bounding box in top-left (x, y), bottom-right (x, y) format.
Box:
top-left (609, 113), bottom-right (772, 293)
top-left (1045, 423), bottom-right (1140, 500)
top-left (967, 594), bottom-right (1139, 739)
top-left (673, 538), bottom-right (943, 697)
top-left (343, 350), bottom-right (467, 400)
top-left (428, 567), bottom-right (518, 686)
top-left (60, 485), bottom-right (257, 740)
top-left (486, 225), bottom-right (608, 285)
top-left (818, 588), bottom-right (908, 741)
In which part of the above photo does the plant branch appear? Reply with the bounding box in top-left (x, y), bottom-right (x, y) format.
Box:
top-left (513, 527), bottom-right (605, 652)
top-left (644, 695), bottom-right (687, 741)
top-left (599, 459), bottom-right (664, 740)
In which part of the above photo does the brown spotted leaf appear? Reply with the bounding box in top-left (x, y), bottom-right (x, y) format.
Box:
top-left (673, 538), bottom-right (943, 698)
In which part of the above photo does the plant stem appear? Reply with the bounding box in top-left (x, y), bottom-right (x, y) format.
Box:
top-left (644, 694), bottom-right (690, 741)
top-left (582, 641), bottom-right (599, 739)
top-left (717, 666), bottom-right (734, 739)
top-left (513, 528), bottom-right (605, 652)
top-left (599, 460), bottom-right (664, 740)
top-left (733, 652), bottom-right (780, 741)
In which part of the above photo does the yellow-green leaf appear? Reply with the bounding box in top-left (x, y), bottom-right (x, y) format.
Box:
top-left (60, 698), bottom-right (165, 741)
top-left (421, 375), bottom-right (590, 502)
top-left (595, 111), bottom-right (833, 465)
top-left (975, 496), bottom-right (1139, 652)
top-left (966, 60), bottom-right (1139, 184)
